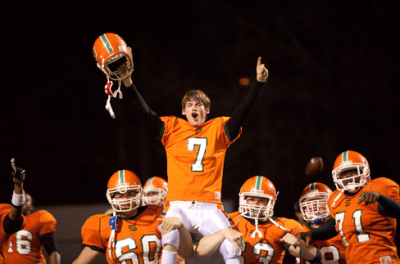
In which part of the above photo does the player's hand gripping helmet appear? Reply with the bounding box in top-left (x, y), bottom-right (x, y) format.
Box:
top-left (299, 182), bottom-right (332, 224)
top-left (143, 176), bottom-right (168, 206)
top-left (239, 176), bottom-right (277, 221)
top-left (332, 150), bottom-right (370, 192)
top-left (93, 33), bottom-right (134, 118)
top-left (106, 170), bottom-right (142, 212)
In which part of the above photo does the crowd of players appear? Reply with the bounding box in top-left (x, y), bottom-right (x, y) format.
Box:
top-left (1, 32), bottom-right (399, 264)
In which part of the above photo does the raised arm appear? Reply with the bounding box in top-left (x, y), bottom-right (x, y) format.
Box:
top-left (120, 62), bottom-right (164, 138)
top-left (3, 158), bottom-right (26, 235)
top-left (226, 57), bottom-right (268, 140)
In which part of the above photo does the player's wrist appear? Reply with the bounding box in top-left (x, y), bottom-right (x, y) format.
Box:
top-left (11, 190), bottom-right (26, 207)
top-left (122, 77), bottom-right (133, 87)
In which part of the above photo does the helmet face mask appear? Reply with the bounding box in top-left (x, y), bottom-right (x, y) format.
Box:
top-left (300, 195), bottom-right (329, 223)
top-left (106, 170), bottom-right (142, 213)
top-left (299, 182), bottom-right (332, 224)
top-left (142, 177), bottom-right (168, 206)
top-left (104, 53), bottom-right (133, 81)
top-left (239, 194), bottom-right (275, 220)
top-left (332, 151), bottom-right (370, 192)
top-left (143, 188), bottom-right (167, 206)
top-left (239, 176), bottom-right (277, 221)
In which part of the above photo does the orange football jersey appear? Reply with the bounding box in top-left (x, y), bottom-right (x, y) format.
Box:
top-left (0, 204), bottom-right (25, 261)
top-left (328, 177), bottom-right (400, 264)
top-left (229, 211), bottom-right (303, 264)
top-left (81, 205), bottom-right (162, 264)
top-left (160, 116), bottom-right (241, 203)
top-left (5, 210), bottom-right (56, 264)
top-left (298, 223), bottom-right (346, 264)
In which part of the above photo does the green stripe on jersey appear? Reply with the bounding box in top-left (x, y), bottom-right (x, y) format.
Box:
top-left (118, 170), bottom-right (125, 183)
top-left (100, 34), bottom-right (114, 53)
top-left (342, 151), bottom-right (349, 162)
top-left (255, 176), bottom-right (262, 190)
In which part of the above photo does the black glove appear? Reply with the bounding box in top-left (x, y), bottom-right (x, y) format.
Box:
top-left (11, 158), bottom-right (25, 184)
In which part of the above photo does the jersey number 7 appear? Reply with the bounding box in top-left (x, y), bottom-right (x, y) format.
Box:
top-left (188, 137), bottom-right (207, 172)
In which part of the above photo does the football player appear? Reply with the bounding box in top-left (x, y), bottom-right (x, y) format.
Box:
top-left (195, 176), bottom-right (321, 264)
top-left (73, 170), bottom-right (193, 264)
top-left (143, 176), bottom-right (168, 207)
top-left (0, 158), bottom-right (26, 262)
top-left (297, 182), bottom-right (346, 263)
top-left (93, 33), bottom-right (269, 264)
top-left (298, 150), bottom-right (400, 264)
top-left (5, 193), bottom-right (61, 264)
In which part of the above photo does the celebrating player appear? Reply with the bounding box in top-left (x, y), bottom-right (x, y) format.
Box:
top-left (5, 193), bottom-right (61, 264)
top-left (93, 33), bottom-right (269, 264)
top-left (298, 182), bottom-right (346, 263)
top-left (297, 150), bottom-right (400, 264)
top-left (195, 176), bottom-right (321, 263)
top-left (143, 176), bottom-right (168, 207)
top-left (0, 158), bottom-right (26, 262)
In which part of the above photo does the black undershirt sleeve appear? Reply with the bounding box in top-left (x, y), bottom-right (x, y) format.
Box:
top-left (282, 251), bottom-right (296, 264)
top-left (124, 83), bottom-right (163, 138)
top-left (377, 195), bottom-right (400, 218)
top-left (225, 80), bottom-right (265, 140)
top-left (310, 217), bottom-right (338, 240)
top-left (3, 213), bottom-right (24, 235)
top-left (39, 233), bottom-right (59, 256)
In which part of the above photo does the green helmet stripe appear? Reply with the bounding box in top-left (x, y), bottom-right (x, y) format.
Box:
top-left (310, 182), bottom-right (315, 191)
top-left (255, 176), bottom-right (262, 190)
top-left (100, 34), bottom-right (114, 53)
top-left (146, 177), bottom-right (154, 187)
top-left (342, 151), bottom-right (349, 162)
top-left (118, 170), bottom-right (125, 183)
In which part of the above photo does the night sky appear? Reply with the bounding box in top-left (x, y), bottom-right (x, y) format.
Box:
top-left (1, 1), bottom-right (399, 219)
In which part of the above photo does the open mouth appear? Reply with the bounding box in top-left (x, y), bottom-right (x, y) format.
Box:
top-left (192, 112), bottom-right (198, 120)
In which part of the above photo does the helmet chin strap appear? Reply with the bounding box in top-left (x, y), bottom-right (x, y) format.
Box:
top-left (108, 211), bottom-right (117, 260)
top-left (104, 79), bottom-right (123, 119)
top-left (268, 217), bottom-right (291, 232)
top-left (250, 217), bottom-right (263, 238)
top-left (313, 217), bottom-right (325, 224)
top-left (99, 58), bottom-right (124, 119)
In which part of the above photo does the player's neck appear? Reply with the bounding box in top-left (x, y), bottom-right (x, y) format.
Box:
top-left (119, 209), bottom-right (137, 219)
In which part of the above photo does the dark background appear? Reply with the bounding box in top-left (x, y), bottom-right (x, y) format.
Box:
top-left (1, 1), bottom-right (399, 220)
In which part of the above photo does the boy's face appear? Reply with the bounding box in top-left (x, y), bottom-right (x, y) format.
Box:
top-left (182, 99), bottom-right (210, 127)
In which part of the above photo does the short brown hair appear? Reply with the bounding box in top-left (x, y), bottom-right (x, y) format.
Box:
top-left (181, 90), bottom-right (211, 109)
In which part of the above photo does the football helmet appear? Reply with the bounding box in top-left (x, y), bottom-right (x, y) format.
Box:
top-left (239, 176), bottom-right (277, 220)
top-left (332, 150), bottom-right (370, 192)
top-left (93, 33), bottom-right (133, 81)
top-left (106, 170), bottom-right (142, 212)
top-left (143, 176), bottom-right (168, 206)
top-left (299, 182), bottom-right (332, 224)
